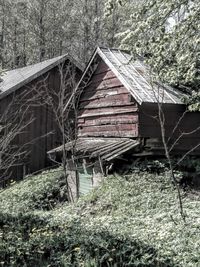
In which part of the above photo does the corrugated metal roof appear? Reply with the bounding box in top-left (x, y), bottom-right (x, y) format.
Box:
top-left (48, 137), bottom-right (139, 162)
top-left (0, 54), bottom-right (83, 100)
top-left (97, 47), bottom-right (185, 105)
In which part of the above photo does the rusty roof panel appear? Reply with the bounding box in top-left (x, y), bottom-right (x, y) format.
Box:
top-left (48, 138), bottom-right (139, 162)
top-left (98, 47), bottom-right (185, 105)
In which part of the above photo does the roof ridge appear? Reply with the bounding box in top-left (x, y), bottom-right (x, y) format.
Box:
top-left (3, 54), bottom-right (68, 74)
top-left (99, 46), bottom-right (131, 55)
top-left (0, 54), bottom-right (82, 100)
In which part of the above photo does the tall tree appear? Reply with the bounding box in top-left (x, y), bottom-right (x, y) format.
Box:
top-left (0, 0), bottom-right (140, 70)
top-left (0, 0), bottom-right (5, 69)
top-left (110, 0), bottom-right (200, 92)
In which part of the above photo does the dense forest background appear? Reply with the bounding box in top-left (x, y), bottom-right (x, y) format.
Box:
top-left (0, 0), bottom-right (199, 104)
top-left (0, 0), bottom-right (136, 68)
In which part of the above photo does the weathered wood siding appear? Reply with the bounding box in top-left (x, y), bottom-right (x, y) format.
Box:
top-left (0, 63), bottom-right (81, 181)
top-left (78, 61), bottom-right (139, 138)
top-left (77, 58), bottom-right (200, 155)
top-left (139, 103), bottom-right (200, 153)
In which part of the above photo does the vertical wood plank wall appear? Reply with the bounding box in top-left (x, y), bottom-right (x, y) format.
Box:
top-left (139, 103), bottom-right (200, 153)
top-left (0, 63), bottom-right (81, 181)
top-left (78, 61), bottom-right (139, 138)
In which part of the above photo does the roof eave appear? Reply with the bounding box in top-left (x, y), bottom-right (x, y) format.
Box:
top-left (142, 100), bottom-right (184, 105)
top-left (63, 48), bottom-right (100, 112)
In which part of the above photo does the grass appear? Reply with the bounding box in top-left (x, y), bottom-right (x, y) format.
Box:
top-left (0, 168), bottom-right (66, 214)
top-left (0, 168), bottom-right (199, 266)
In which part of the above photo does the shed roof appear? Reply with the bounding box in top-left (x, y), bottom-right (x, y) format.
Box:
top-left (48, 137), bottom-right (139, 162)
top-left (65, 47), bottom-right (185, 108)
top-left (0, 54), bottom-right (83, 100)
top-left (98, 47), bottom-right (185, 105)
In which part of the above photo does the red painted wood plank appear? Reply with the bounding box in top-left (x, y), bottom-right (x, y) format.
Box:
top-left (80, 87), bottom-right (128, 101)
top-left (78, 106), bottom-right (138, 118)
top-left (78, 118), bottom-right (85, 123)
top-left (87, 77), bottom-right (123, 92)
top-left (91, 70), bottom-right (116, 83)
top-left (79, 97), bottom-right (135, 109)
top-left (78, 130), bottom-right (138, 138)
top-left (78, 114), bottom-right (138, 126)
top-left (81, 93), bottom-right (130, 103)
top-left (93, 61), bottom-right (110, 75)
top-left (79, 123), bottom-right (137, 133)
top-left (79, 101), bottom-right (133, 109)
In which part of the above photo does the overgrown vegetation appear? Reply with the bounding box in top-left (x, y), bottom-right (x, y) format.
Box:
top-left (0, 168), bottom-right (67, 213)
top-left (0, 167), bottom-right (199, 266)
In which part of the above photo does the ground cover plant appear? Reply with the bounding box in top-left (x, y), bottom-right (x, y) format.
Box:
top-left (0, 167), bottom-right (199, 266)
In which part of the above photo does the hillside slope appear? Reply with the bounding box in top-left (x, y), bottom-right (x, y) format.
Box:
top-left (0, 169), bottom-right (199, 266)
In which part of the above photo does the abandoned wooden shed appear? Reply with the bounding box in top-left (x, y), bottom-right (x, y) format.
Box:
top-left (48, 47), bottom-right (200, 197)
top-left (0, 55), bottom-right (82, 183)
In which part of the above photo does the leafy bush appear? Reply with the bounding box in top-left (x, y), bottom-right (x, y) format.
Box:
top-left (0, 168), bottom-right (67, 214)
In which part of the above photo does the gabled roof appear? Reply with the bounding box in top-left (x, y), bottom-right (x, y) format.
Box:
top-left (98, 47), bottom-right (185, 104)
top-left (65, 47), bottom-right (185, 109)
top-left (0, 54), bottom-right (83, 100)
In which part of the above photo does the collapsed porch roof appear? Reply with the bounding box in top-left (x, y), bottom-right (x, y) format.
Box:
top-left (48, 137), bottom-right (139, 162)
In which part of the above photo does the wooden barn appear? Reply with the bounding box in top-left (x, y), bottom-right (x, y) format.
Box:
top-left (49, 47), bottom-right (200, 197)
top-left (0, 55), bottom-right (82, 183)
